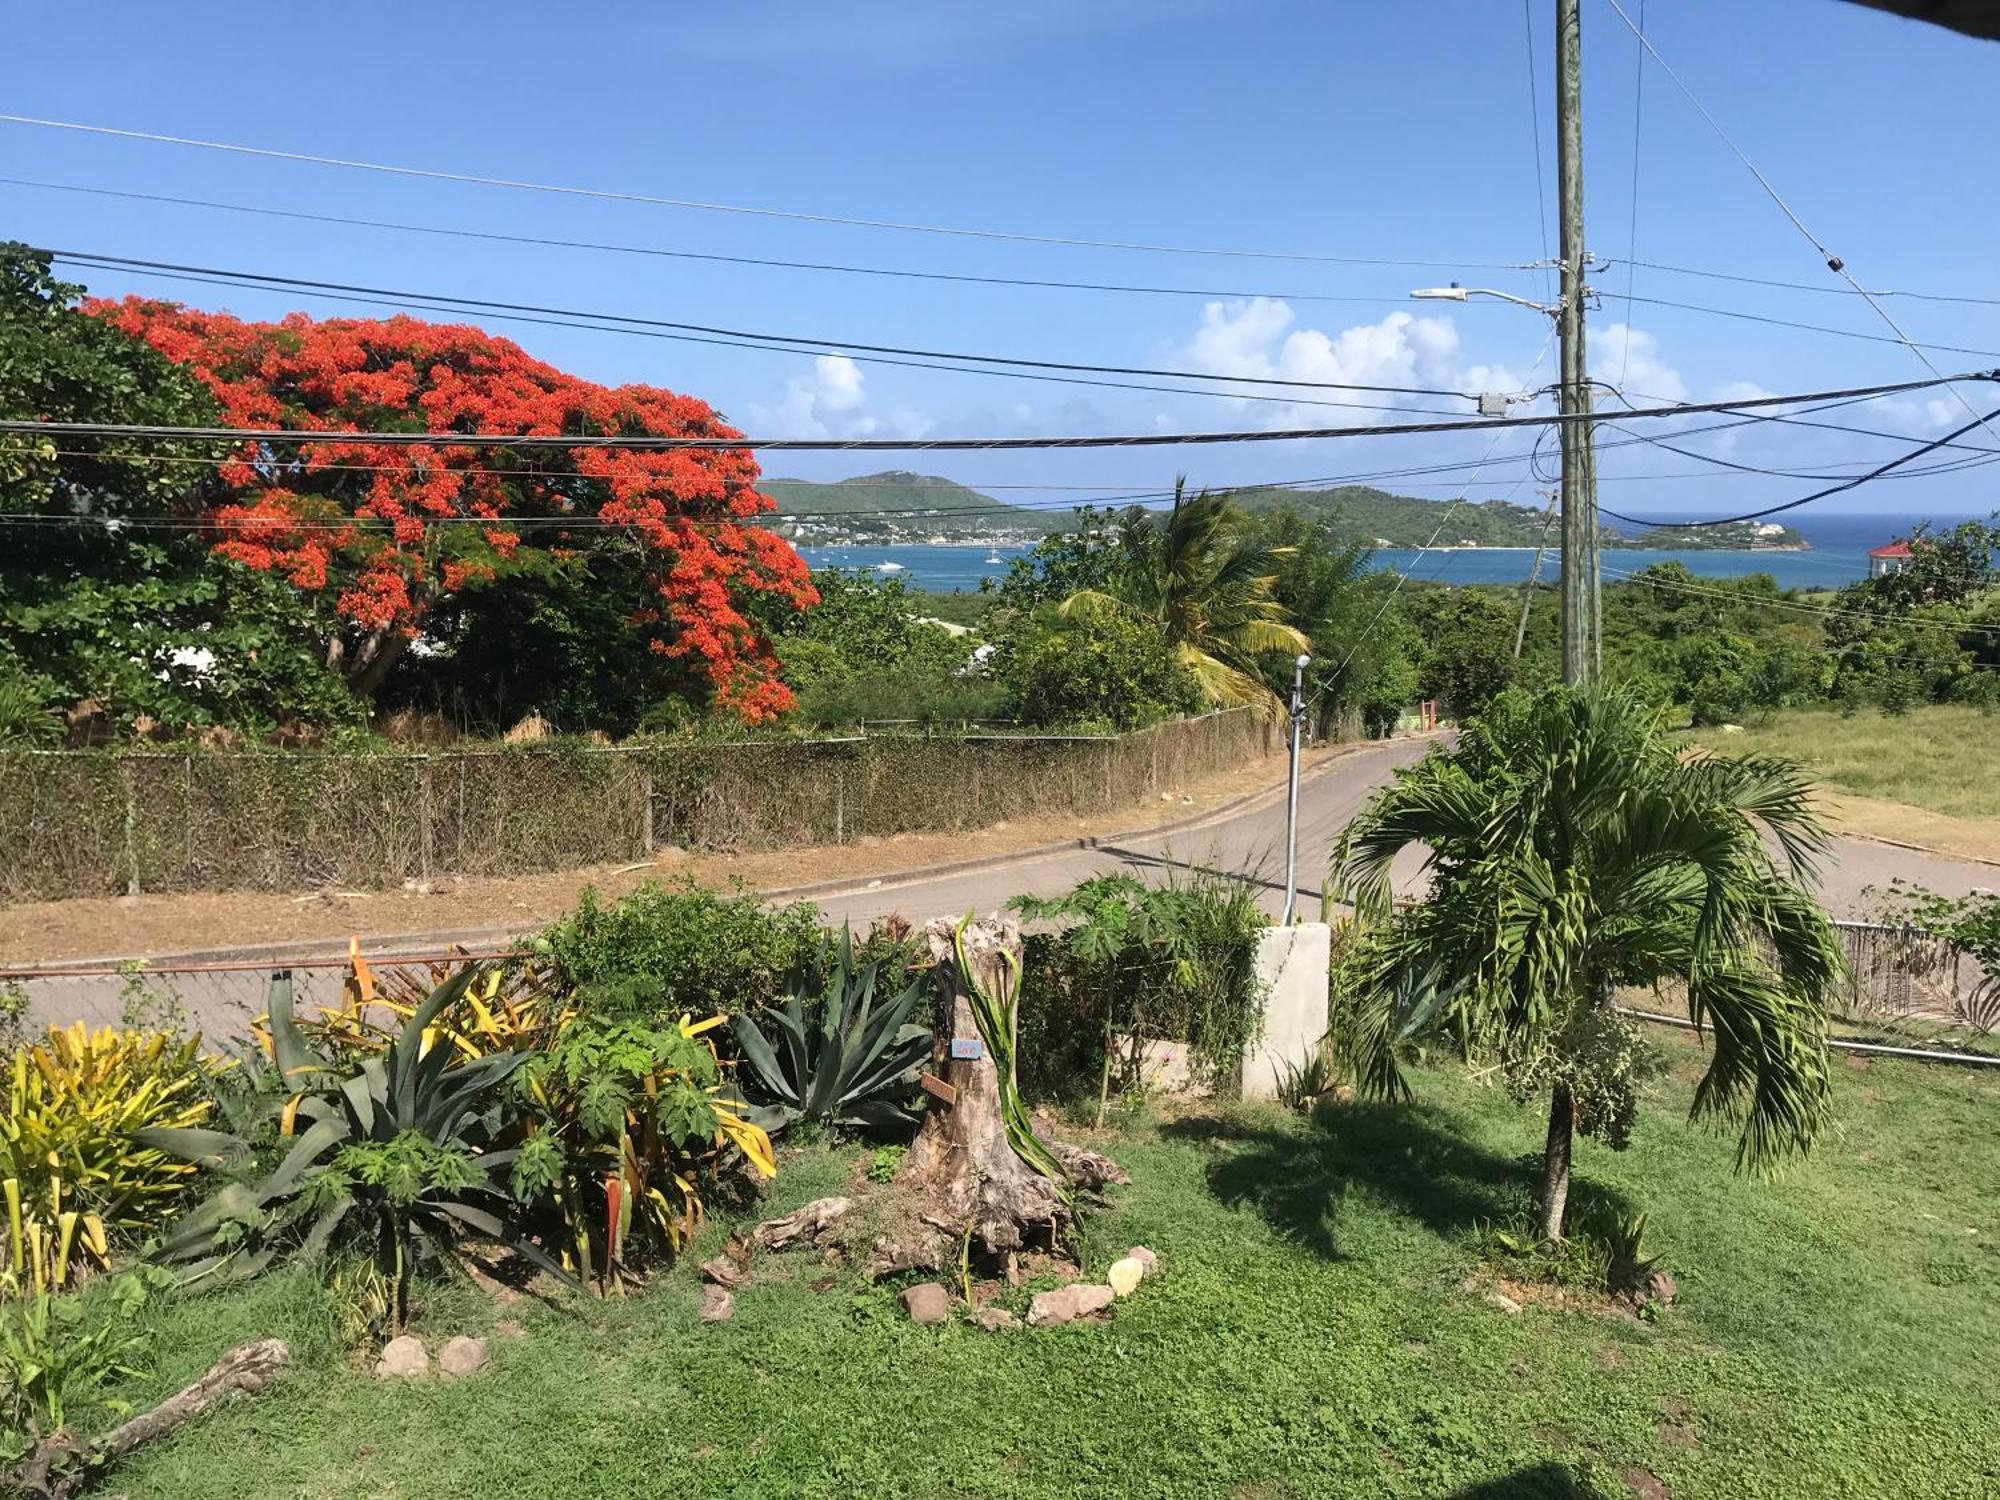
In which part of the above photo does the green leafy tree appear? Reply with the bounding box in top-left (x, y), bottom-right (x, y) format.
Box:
top-left (0, 244), bottom-right (355, 735)
top-left (1401, 590), bottom-right (1519, 717)
top-left (1059, 481), bottom-right (1308, 710)
top-left (1001, 609), bottom-right (1202, 730)
top-left (1330, 686), bottom-right (1842, 1242)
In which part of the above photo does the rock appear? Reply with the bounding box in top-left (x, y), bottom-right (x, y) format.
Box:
top-left (753, 1196), bottom-right (855, 1251)
top-left (1481, 1290), bottom-right (1524, 1315)
top-left (970, 1307), bottom-right (1020, 1332)
top-left (1027, 1283), bottom-right (1116, 1328)
top-left (373, 1334), bottom-right (429, 1380)
top-left (1126, 1245), bottom-right (1159, 1275)
top-left (436, 1335), bottom-right (488, 1379)
top-left (900, 1283), bottom-right (951, 1324)
top-left (699, 1285), bottom-right (736, 1324)
top-left (1106, 1257), bottom-right (1146, 1297)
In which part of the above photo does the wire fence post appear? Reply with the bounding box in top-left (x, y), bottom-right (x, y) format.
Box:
top-left (640, 762), bottom-right (656, 855)
top-left (417, 755), bottom-right (435, 881)
top-left (119, 758), bottom-right (140, 898)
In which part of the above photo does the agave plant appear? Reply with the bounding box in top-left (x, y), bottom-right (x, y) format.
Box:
top-left (730, 930), bottom-right (930, 1137)
top-left (148, 968), bottom-right (570, 1325)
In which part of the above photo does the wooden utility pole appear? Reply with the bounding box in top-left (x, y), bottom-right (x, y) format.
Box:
top-left (1555, 0), bottom-right (1600, 686)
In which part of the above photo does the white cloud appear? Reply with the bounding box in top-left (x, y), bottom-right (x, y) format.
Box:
top-left (750, 355), bottom-right (932, 439)
top-left (1179, 299), bottom-right (1534, 428)
top-left (1591, 323), bottom-right (1688, 405)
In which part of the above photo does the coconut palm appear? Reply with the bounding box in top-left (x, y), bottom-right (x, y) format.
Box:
top-left (1059, 480), bottom-right (1308, 711)
top-left (1328, 686), bottom-right (1842, 1242)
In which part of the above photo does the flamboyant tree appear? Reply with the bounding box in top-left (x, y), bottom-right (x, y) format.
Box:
top-left (87, 299), bottom-right (817, 720)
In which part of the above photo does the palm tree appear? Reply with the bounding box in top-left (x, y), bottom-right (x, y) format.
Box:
top-left (1059, 480), bottom-right (1308, 711)
top-left (1328, 686), bottom-right (1842, 1242)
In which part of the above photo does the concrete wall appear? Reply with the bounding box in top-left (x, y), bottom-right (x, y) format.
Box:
top-left (1241, 922), bottom-right (1332, 1101)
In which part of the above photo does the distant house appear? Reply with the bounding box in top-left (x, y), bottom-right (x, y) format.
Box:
top-left (1867, 541), bottom-right (1912, 578)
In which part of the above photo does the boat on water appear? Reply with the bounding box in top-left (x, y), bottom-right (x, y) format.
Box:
top-left (874, 560), bottom-right (906, 573)
top-left (984, 550), bottom-right (1004, 564)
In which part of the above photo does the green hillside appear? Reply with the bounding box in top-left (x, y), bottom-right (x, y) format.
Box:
top-left (762, 471), bottom-right (1063, 541)
top-left (1231, 484), bottom-right (1581, 547)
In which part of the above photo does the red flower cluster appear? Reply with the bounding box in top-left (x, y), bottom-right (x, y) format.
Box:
top-left (88, 300), bottom-right (817, 720)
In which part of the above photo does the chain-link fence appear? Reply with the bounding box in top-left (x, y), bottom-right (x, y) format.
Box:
top-left (1635, 918), bottom-right (1997, 1035)
top-left (1, 949), bottom-right (523, 1038)
top-left (0, 709), bottom-right (1272, 902)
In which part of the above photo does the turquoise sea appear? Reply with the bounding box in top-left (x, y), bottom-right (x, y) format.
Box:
top-left (799, 512), bottom-right (1952, 593)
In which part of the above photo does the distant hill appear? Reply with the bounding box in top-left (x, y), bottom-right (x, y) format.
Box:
top-left (1230, 484), bottom-right (1586, 548)
top-left (762, 471), bottom-right (1063, 542)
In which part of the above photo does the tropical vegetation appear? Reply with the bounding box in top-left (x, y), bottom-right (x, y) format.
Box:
top-left (1330, 685), bottom-right (1844, 1241)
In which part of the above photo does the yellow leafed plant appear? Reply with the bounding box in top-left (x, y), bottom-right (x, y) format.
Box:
top-left (0, 1023), bottom-right (218, 1292)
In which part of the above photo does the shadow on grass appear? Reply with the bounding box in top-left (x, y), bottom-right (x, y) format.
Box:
top-left (1447, 1463), bottom-right (1601, 1499)
top-left (1162, 1101), bottom-right (1633, 1261)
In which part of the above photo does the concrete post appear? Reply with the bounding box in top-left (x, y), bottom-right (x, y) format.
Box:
top-left (1241, 922), bottom-right (1332, 1101)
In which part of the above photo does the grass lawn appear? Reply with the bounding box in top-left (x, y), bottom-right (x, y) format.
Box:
top-left (1683, 706), bottom-right (2000, 822)
top-left (105, 1026), bottom-right (2000, 1499)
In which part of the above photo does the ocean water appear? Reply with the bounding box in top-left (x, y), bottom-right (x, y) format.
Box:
top-left (799, 512), bottom-right (1983, 594)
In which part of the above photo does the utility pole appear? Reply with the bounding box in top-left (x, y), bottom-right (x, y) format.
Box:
top-left (1555, 0), bottom-right (1599, 687)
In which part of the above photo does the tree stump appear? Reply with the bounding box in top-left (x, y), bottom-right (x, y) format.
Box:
top-left (903, 915), bottom-right (1070, 1260)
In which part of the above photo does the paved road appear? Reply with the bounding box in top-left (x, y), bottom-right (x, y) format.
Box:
top-left (14, 733), bottom-right (1995, 1033)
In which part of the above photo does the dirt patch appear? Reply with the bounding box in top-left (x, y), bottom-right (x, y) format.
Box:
top-left (0, 742), bottom-right (1330, 963)
top-left (1656, 1395), bottom-right (1700, 1449)
top-left (1817, 792), bottom-right (2000, 865)
top-left (1622, 1466), bottom-right (1671, 1500)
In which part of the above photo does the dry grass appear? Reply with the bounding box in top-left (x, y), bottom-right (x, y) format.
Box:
top-left (1685, 706), bottom-right (2000, 825)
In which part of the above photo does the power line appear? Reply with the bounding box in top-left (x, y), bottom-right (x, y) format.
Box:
top-left (1616, 0), bottom-right (1648, 391)
top-left (62, 258), bottom-right (1454, 421)
top-left (1, 373), bottom-right (1976, 453)
top-left (48, 248), bottom-right (1482, 402)
top-left (1623, 292), bottom-right (2000, 362)
top-left (1600, 403), bottom-right (2000, 528)
top-left (0, 177), bottom-right (1455, 312)
top-left (0, 114), bottom-right (1522, 270)
top-left (1599, 562), bottom-right (2000, 639)
top-left (1520, 0), bottom-right (1555, 308)
top-left (1599, 0), bottom-right (2000, 455)
top-left (1624, 258), bottom-right (2000, 310)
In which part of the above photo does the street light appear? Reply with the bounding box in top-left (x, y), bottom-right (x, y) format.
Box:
top-left (1409, 285), bottom-right (1563, 317)
top-left (1281, 653), bottom-right (1311, 926)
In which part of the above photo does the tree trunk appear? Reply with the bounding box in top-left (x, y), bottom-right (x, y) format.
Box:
top-left (344, 627), bottom-right (412, 702)
top-left (1537, 1080), bottom-right (1576, 1243)
top-left (903, 915), bottom-right (1070, 1259)
top-left (7, 1339), bottom-right (290, 1499)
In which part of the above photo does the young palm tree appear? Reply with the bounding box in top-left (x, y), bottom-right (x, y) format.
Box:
top-left (1059, 480), bottom-right (1308, 711)
top-left (1328, 686), bottom-right (1842, 1242)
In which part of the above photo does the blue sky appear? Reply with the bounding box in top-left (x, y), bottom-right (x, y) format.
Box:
top-left (4, 0), bottom-right (1997, 521)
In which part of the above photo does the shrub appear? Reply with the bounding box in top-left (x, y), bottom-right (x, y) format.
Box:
top-left (531, 879), bottom-right (826, 1020)
top-left (1, 1025), bottom-right (217, 1293)
top-left (0, 1273), bottom-right (165, 1462)
top-left (1000, 612), bottom-right (1203, 730)
top-left (156, 969), bottom-right (570, 1326)
top-left (1012, 870), bottom-right (1269, 1114)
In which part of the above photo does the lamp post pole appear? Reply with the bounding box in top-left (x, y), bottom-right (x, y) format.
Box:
top-left (1281, 653), bottom-right (1311, 925)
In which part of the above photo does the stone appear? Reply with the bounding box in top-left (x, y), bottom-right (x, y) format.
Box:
top-left (970, 1307), bottom-right (1020, 1332)
top-left (1106, 1257), bottom-right (1146, 1297)
top-left (1026, 1282), bottom-right (1116, 1328)
top-left (699, 1285), bottom-right (736, 1324)
top-left (1126, 1245), bottom-right (1159, 1275)
top-left (436, 1335), bottom-right (488, 1379)
top-left (1481, 1290), bottom-right (1524, 1315)
top-left (900, 1283), bottom-right (951, 1324)
top-left (373, 1334), bottom-right (429, 1380)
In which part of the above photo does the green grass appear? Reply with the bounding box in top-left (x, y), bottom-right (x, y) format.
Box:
top-left (1683, 705), bottom-right (2000, 819)
top-left (101, 1031), bottom-right (2000, 1498)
